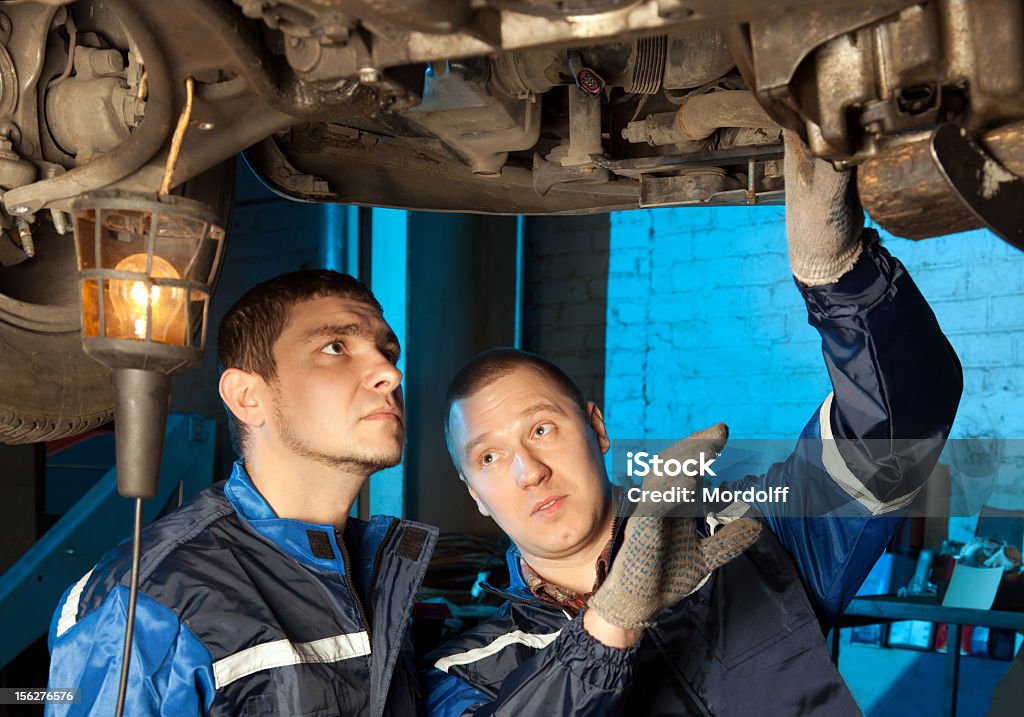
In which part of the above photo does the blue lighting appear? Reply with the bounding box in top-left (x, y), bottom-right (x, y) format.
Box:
top-left (321, 204), bottom-right (345, 272)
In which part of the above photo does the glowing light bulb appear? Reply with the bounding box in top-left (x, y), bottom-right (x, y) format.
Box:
top-left (108, 253), bottom-right (186, 344)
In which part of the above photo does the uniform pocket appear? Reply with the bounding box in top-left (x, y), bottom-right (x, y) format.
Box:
top-left (271, 662), bottom-right (368, 716)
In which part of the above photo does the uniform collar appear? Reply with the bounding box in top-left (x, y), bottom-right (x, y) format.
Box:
top-left (224, 460), bottom-right (387, 573)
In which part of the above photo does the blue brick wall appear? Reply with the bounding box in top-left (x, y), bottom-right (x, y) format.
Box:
top-left (605, 206), bottom-right (1024, 507)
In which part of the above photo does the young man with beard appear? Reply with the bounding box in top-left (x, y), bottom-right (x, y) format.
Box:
top-left (46, 271), bottom-right (436, 716)
top-left (424, 133), bottom-right (964, 716)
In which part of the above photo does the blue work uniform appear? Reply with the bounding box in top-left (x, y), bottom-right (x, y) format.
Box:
top-left (47, 463), bottom-right (437, 716)
top-left (425, 231), bottom-right (964, 716)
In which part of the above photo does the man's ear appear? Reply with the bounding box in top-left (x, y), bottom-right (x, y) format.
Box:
top-left (465, 482), bottom-right (491, 517)
top-left (586, 402), bottom-right (611, 454)
top-left (219, 368), bottom-right (268, 429)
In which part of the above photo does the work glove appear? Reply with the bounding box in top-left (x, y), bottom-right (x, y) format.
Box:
top-left (589, 424), bottom-right (762, 630)
top-left (784, 129), bottom-right (865, 287)
top-left (635, 422), bottom-right (729, 518)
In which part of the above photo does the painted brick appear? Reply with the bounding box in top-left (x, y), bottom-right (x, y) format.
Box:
top-left (604, 208), bottom-right (1024, 509)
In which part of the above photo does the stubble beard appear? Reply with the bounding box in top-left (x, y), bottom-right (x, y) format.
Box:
top-left (273, 400), bottom-right (402, 476)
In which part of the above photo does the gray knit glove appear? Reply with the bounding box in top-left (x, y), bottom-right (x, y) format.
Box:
top-left (636, 422), bottom-right (728, 518)
top-left (784, 129), bottom-right (865, 287)
top-left (589, 425), bottom-right (763, 630)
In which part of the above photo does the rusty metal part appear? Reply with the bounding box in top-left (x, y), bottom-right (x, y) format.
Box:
top-left (982, 121), bottom-right (1024, 177)
top-left (930, 124), bottom-right (1024, 250)
top-left (859, 121), bottom-right (1024, 242)
top-left (676, 90), bottom-right (779, 140)
top-left (639, 168), bottom-right (742, 207)
top-left (622, 111), bottom-right (690, 146)
top-left (746, 0), bottom-right (912, 104)
top-left (14, 218), bottom-right (33, 257)
top-left (859, 136), bottom-right (982, 240)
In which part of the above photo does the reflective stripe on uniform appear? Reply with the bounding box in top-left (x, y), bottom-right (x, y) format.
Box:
top-left (213, 631), bottom-right (372, 688)
top-left (819, 392), bottom-right (920, 515)
top-left (434, 629), bottom-right (563, 673)
top-left (56, 568), bottom-right (95, 638)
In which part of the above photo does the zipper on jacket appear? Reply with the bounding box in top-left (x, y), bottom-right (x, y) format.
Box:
top-left (478, 582), bottom-right (560, 610)
top-left (336, 531), bottom-right (373, 642)
top-left (335, 520), bottom-right (400, 642)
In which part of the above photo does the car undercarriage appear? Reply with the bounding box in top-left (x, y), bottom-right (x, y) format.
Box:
top-left (0, 0), bottom-right (1022, 442)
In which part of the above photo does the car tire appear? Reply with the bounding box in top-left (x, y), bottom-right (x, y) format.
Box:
top-left (0, 160), bottom-right (235, 444)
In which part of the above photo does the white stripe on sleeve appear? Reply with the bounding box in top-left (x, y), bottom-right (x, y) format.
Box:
top-left (819, 392), bottom-right (921, 515)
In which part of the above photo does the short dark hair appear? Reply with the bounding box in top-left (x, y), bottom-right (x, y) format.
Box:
top-left (443, 347), bottom-right (587, 471)
top-left (218, 270), bottom-right (382, 456)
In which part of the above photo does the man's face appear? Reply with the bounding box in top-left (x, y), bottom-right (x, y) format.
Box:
top-left (450, 367), bottom-right (612, 562)
top-left (264, 295), bottom-right (404, 473)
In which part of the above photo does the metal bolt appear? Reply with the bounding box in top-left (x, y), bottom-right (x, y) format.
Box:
top-left (50, 208), bottom-right (69, 235)
top-left (197, 121), bottom-right (215, 131)
top-left (16, 219), bottom-right (34, 257)
top-left (359, 66), bottom-right (380, 84)
top-left (9, 204), bottom-right (30, 215)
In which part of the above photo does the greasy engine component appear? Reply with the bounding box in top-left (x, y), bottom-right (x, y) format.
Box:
top-left (236, 0), bottom-right (473, 36)
top-left (409, 58), bottom-right (540, 176)
top-left (622, 90), bottom-right (779, 145)
top-left (1, 0), bottom-right (174, 216)
top-left (45, 46), bottom-right (145, 161)
top-left (744, 0), bottom-right (1024, 160)
top-left (736, 0), bottom-right (1024, 246)
top-left (676, 91), bottom-right (778, 141)
top-left (859, 120), bottom-right (1024, 245)
top-left (0, 0), bottom-right (1020, 445)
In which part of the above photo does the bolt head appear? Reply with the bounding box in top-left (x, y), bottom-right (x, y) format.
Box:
top-left (359, 67), bottom-right (380, 84)
top-left (10, 204), bottom-right (30, 215)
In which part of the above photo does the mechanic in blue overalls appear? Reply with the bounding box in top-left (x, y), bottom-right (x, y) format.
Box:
top-left (47, 271), bottom-right (435, 716)
top-left (425, 132), bottom-right (963, 716)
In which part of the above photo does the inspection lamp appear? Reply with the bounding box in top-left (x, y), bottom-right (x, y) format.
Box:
top-left (71, 188), bottom-right (223, 717)
top-left (72, 190), bottom-right (225, 498)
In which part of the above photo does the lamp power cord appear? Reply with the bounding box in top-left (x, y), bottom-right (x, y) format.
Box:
top-left (114, 498), bottom-right (144, 717)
